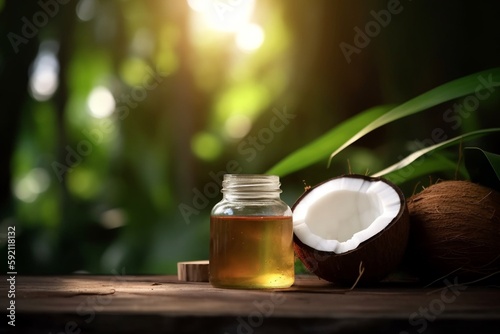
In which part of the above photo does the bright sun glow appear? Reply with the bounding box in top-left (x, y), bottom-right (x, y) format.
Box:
top-left (87, 86), bottom-right (116, 119)
top-left (187, 0), bottom-right (209, 12)
top-left (187, 0), bottom-right (255, 32)
top-left (236, 23), bottom-right (265, 52)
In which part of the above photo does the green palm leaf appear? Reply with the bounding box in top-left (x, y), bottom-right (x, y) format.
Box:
top-left (266, 68), bottom-right (500, 177)
top-left (381, 154), bottom-right (464, 185)
top-left (266, 105), bottom-right (393, 177)
top-left (372, 128), bottom-right (500, 180)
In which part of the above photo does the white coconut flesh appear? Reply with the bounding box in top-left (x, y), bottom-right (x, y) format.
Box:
top-left (293, 177), bottom-right (402, 254)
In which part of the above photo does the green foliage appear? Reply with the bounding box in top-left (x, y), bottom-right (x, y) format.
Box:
top-left (373, 128), bottom-right (500, 180)
top-left (3, 1), bottom-right (500, 275)
top-left (381, 154), bottom-right (464, 186)
top-left (266, 105), bottom-right (394, 176)
top-left (267, 68), bottom-right (500, 178)
top-left (464, 147), bottom-right (500, 191)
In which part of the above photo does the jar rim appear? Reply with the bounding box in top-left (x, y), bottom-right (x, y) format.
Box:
top-left (222, 174), bottom-right (281, 193)
top-left (223, 174), bottom-right (278, 180)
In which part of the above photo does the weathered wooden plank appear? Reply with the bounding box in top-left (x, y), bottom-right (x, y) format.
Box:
top-left (3, 275), bottom-right (500, 333)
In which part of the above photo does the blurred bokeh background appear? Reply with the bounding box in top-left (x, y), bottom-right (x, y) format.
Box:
top-left (1, 0), bottom-right (499, 274)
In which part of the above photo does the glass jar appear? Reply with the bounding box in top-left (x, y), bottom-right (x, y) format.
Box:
top-left (209, 174), bottom-right (295, 289)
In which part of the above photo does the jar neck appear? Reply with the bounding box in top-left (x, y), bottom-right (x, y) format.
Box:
top-left (221, 174), bottom-right (282, 200)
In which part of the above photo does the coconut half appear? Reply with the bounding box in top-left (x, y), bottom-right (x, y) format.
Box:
top-left (293, 174), bottom-right (409, 286)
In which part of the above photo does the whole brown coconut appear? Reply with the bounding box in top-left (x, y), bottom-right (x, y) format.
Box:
top-left (407, 180), bottom-right (500, 282)
top-left (293, 175), bottom-right (410, 286)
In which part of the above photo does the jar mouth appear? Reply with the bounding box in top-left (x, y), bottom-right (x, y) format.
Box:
top-left (221, 174), bottom-right (281, 194)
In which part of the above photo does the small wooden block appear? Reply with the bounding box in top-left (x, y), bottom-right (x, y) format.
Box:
top-left (177, 260), bottom-right (209, 282)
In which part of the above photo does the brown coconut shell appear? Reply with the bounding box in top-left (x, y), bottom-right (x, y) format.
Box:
top-left (293, 175), bottom-right (410, 286)
top-left (407, 180), bottom-right (500, 282)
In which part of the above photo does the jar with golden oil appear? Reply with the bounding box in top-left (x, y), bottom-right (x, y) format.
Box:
top-left (209, 174), bottom-right (295, 289)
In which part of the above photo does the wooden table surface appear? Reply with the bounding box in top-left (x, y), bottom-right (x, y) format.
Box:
top-left (4, 274), bottom-right (500, 333)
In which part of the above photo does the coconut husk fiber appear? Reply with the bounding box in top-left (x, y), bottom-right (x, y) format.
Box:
top-left (407, 180), bottom-right (500, 283)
